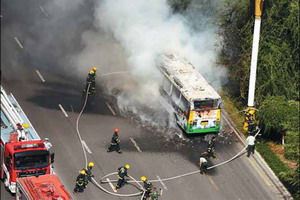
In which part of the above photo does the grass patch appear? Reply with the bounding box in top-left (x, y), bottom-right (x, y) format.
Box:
top-left (256, 142), bottom-right (289, 174)
top-left (221, 93), bottom-right (245, 131)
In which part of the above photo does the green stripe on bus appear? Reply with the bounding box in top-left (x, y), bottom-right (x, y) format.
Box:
top-left (185, 124), bottom-right (220, 134)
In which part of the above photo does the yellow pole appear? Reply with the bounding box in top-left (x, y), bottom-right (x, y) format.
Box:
top-left (255, 0), bottom-right (264, 19)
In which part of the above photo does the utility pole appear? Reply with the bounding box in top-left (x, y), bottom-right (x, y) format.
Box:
top-left (244, 0), bottom-right (264, 132)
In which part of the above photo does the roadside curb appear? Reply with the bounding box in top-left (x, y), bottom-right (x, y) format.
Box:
top-left (222, 110), bottom-right (293, 200)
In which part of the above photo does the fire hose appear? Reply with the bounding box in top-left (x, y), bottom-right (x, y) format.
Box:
top-left (75, 74), bottom-right (261, 198)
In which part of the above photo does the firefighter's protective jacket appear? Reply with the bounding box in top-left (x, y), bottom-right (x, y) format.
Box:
top-left (117, 166), bottom-right (127, 180)
top-left (144, 180), bottom-right (153, 192)
top-left (207, 139), bottom-right (215, 152)
top-left (76, 174), bottom-right (86, 186)
top-left (111, 133), bottom-right (120, 145)
top-left (86, 74), bottom-right (94, 84)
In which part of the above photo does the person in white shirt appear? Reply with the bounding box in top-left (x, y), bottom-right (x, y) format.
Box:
top-left (44, 138), bottom-right (53, 151)
top-left (246, 134), bottom-right (256, 157)
top-left (199, 157), bottom-right (208, 174)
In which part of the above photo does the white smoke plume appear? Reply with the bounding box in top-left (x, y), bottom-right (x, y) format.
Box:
top-left (73, 0), bottom-right (227, 125)
top-left (3, 0), bottom-right (226, 127)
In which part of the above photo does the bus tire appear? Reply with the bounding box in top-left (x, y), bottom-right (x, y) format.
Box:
top-left (3, 174), bottom-right (10, 193)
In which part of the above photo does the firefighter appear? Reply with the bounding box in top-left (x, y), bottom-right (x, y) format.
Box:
top-left (149, 187), bottom-right (161, 200)
top-left (115, 164), bottom-right (130, 190)
top-left (245, 109), bottom-right (255, 121)
top-left (90, 66), bottom-right (97, 90)
top-left (141, 176), bottom-right (153, 200)
top-left (244, 109), bottom-right (258, 134)
top-left (206, 136), bottom-right (217, 159)
top-left (83, 162), bottom-right (95, 182)
top-left (107, 128), bottom-right (122, 154)
top-left (199, 156), bottom-right (208, 174)
top-left (248, 120), bottom-right (257, 134)
top-left (83, 70), bottom-right (96, 95)
top-left (246, 134), bottom-right (256, 157)
top-left (73, 170), bottom-right (87, 194)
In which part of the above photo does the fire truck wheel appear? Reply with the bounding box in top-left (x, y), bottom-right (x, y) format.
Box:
top-left (3, 174), bottom-right (10, 193)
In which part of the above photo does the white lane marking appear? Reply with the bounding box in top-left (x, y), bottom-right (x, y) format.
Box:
top-left (105, 102), bottom-right (116, 116)
top-left (156, 175), bottom-right (168, 190)
top-left (130, 138), bottom-right (142, 152)
top-left (35, 70), bottom-right (46, 82)
top-left (106, 178), bottom-right (117, 192)
top-left (14, 37), bottom-right (23, 49)
top-left (81, 140), bottom-right (92, 154)
top-left (58, 104), bottom-right (69, 117)
top-left (39, 6), bottom-right (49, 17)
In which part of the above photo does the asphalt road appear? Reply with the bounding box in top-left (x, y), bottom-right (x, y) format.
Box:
top-left (1, 0), bottom-right (282, 199)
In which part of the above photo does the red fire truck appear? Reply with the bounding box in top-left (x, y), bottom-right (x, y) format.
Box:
top-left (16, 174), bottom-right (72, 200)
top-left (1, 86), bottom-right (54, 193)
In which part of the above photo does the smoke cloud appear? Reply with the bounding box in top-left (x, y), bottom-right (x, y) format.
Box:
top-left (73, 0), bottom-right (226, 126)
top-left (10, 0), bottom-right (227, 128)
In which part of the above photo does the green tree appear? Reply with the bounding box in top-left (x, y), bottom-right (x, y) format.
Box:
top-left (282, 100), bottom-right (300, 162)
top-left (219, 0), bottom-right (299, 102)
top-left (279, 166), bottom-right (300, 199)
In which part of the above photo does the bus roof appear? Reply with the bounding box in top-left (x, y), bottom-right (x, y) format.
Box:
top-left (1, 92), bottom-right (40, 144)
top-left (157, 53), bottom-right (221, 102)
top-left (17, 174), bottom-right (72, 200)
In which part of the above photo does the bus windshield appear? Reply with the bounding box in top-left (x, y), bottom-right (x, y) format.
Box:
top-left (194, 99), bottom-right (219, 110)
top-left (14, 150), bottom-right (49, 170)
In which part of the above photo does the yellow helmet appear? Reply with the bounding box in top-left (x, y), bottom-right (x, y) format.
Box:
top-left (125, 164), bottom-right (130, 169)
top-left (248, 110), bottom-right (255, 115)
top-left (141, 176), bottom-right (147, 181)
top-left (92, 66), bottom-right (97, 71)
top-left (88, 162), bottom-right (95, 167)
top-left (80, 170), bottom-right (86, 175)
top-left (22, 123), bottom-right (30, 128)
top-left (89, 70), bottom-right (95, 75)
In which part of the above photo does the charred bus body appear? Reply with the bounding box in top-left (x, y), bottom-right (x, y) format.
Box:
top-left (157, 53), bottom-right (222, 134)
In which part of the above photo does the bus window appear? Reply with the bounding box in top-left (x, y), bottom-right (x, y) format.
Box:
top-left (162, 76), bottom-right (172, 95)
top-left (171, 86), bottom-right (181, 103)
top-left (178, 96), bottom-right (189, 111)
top-left (194, 99), bottom-right (218, 110)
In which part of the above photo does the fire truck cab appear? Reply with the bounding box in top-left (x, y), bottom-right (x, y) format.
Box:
top-left (16, 174), bottom-right (72, 200)
top-left (1, 86), bottom-right (54, 193)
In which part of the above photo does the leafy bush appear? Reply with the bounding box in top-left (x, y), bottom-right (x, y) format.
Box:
top-left (257, 96), bottom-right (290, 136)
top-left (283, 100), bottom-right (300, 162)
top-left (257, 97), bottom-right (299, 161)
top-left (279, 166), bottom-right (300, 199)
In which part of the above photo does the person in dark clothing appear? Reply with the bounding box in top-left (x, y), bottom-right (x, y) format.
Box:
top-left (206, 136), bottom-right (217, 159)
top-left (149, 187), bottom-right (161, 200)
top-left (89, 67), bottom-right (97, 91)
top-left (73, 170), bottom-right (87, 194)
top-left (141, 176), bottom-right (153, 200)
top-left (115, 164), bottom-right (130, 190)
top-left (244, 109), bottom-right (258, 134)
top-left (107, 128), bottom-right (122, 153)
top-left (83, 162), bottom-right (94, 183)
top-left (247, 120), bottom-right (257, 134)
top-left (83, 70), bottom-right (96, 96)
